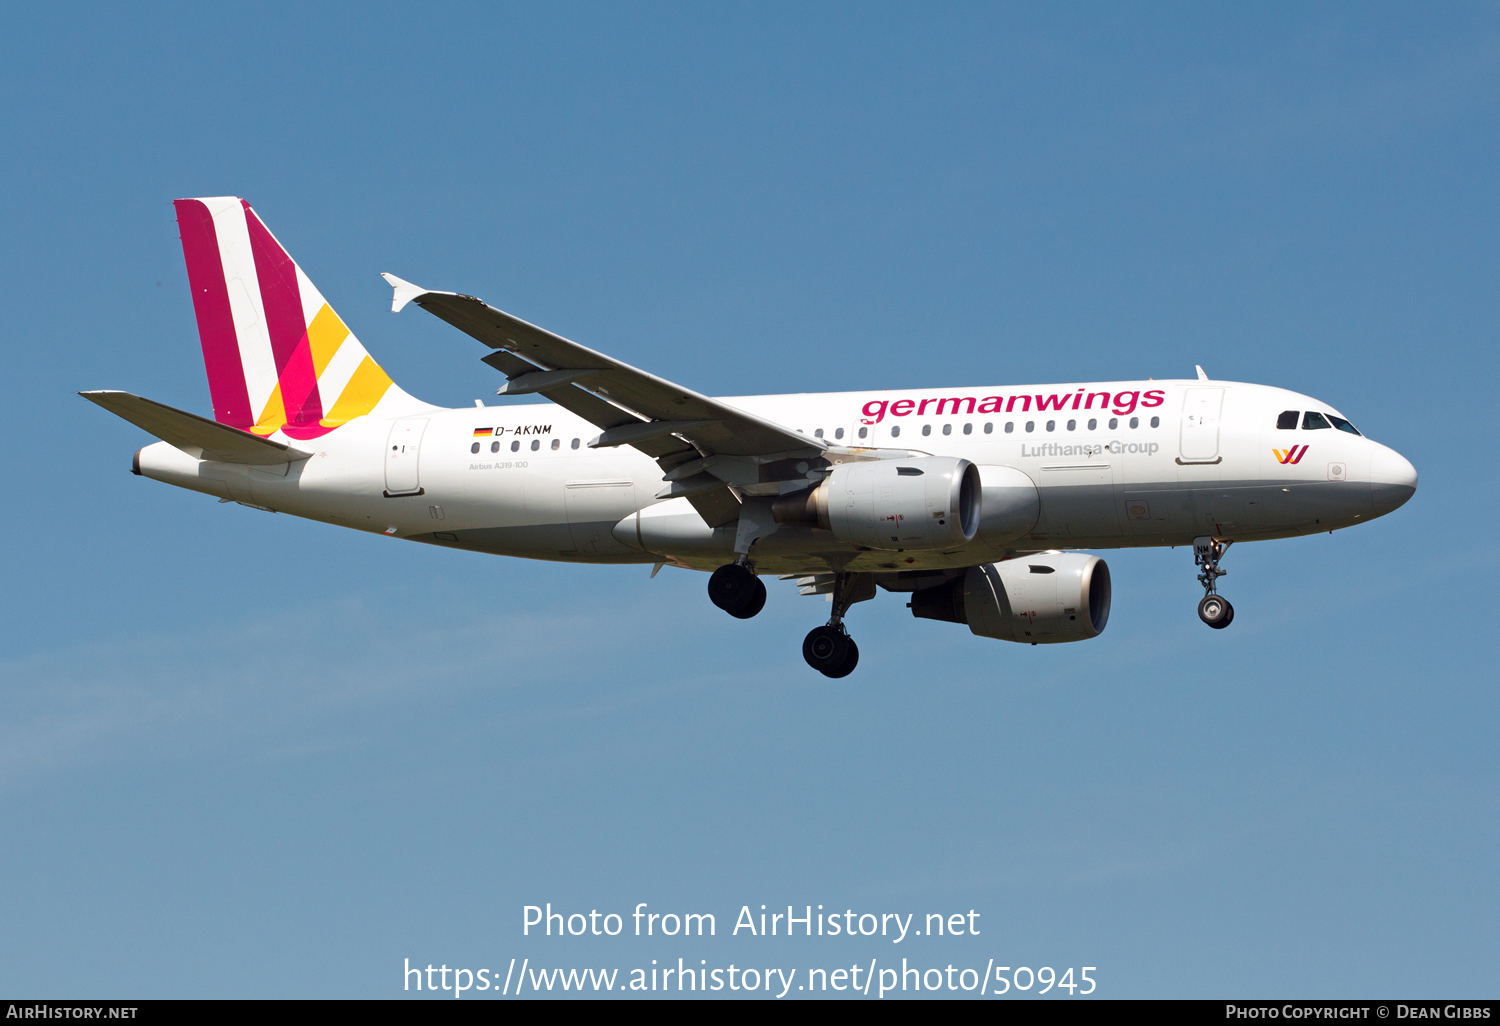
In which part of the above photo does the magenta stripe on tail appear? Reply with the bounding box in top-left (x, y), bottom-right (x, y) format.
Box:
top-left (174, 199), bottom-right (253, 427)
top-left (242, 201), bottom-right (323, 426)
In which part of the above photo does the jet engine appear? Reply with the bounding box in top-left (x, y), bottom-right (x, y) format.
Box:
top-left (974, 465), bottom-right (1040, 547)
top-left (772, 456), bottom-right (981, 551)
top-left (909, 551), bottom-right (1111, 644)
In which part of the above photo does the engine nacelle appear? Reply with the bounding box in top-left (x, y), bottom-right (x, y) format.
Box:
top-left (910, 552), bottom-right (1111, 644)
top-left (773, 456), bottom-right (981, 552)
top-left (975, 465), bottom-right (1040, 547)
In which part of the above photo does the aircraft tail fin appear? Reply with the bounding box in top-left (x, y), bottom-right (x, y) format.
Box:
top-left (173, 197), bottom-right (426, 440)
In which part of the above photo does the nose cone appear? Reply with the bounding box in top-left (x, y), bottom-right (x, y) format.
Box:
top-left (1370, 445), bottom-right (1417, 516)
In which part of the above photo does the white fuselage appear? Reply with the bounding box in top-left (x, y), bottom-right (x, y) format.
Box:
top-left (134, 378), bottom-right (1417, 576)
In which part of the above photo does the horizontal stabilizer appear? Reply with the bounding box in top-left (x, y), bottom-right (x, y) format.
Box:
top-left (79, 391), bottom-right (312, 465)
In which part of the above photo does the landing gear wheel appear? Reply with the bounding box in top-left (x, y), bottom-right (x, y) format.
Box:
top-left (803, 625), bottom-right (858, 677)
top-left (828, 637), bottom-right (858, 678)
top-left (1198, 594), bottom-right (1234, 629)
top-left (708, 563), bottom-right (764, 618)
top-left (730, 576), bottom-right (767, 620)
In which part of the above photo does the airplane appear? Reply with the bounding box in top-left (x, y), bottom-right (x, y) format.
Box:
top-left (82, 197), bottom-right (1418, 677)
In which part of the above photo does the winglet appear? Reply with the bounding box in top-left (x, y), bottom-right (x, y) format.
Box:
top-left (381, 272), bottom-right (430, 313)
top-left (1196, 364), bottom-right (1209, 380)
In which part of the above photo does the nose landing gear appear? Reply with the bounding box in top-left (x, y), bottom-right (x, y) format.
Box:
top-left (801, 572), bottom-right (874, 677)
top-left (1197, 592), bottom-right (1233, 628)
top-left (708, 561), bottom-right (767, 619)
top-left (1194, 536), bottom-right (1234, 629)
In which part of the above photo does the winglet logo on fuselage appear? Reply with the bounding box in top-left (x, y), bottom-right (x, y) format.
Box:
top-left (1273, 445), bottom-right (1309, 465)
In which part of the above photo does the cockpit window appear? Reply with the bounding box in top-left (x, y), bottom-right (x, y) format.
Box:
top-left (1328, 415), bottom-right (1361, 436)
top-left (1302, 411), bottom-right (1332, 430)
top-left (1276, 410), bottom-right (1299, 430)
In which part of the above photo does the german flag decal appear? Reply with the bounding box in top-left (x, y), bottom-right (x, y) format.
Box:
top-left (473, 427), bottom-right (494, 437)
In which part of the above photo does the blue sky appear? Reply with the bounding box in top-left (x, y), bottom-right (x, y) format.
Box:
top-left (0, 1), bottom-right (1495, 999)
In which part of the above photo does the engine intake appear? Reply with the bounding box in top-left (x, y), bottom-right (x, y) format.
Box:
top-left (910, 552), bottom-right (1111, 644)
top-left (772, 456), bottom-right (981, 552)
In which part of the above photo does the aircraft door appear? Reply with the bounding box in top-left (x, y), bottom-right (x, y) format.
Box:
top-left (385, 418), bottom-right (428, 496)
top-left (1179, 388), bottom-right (1224, 462)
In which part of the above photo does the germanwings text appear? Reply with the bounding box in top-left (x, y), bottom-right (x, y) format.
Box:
top-left (861, 389), bottom-right (1167, 424)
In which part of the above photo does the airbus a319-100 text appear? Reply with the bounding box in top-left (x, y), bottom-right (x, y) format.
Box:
top-left (83, 198), bottom-right (1418, 677)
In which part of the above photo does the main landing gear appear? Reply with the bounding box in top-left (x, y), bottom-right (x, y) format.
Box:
top-left (709, 563), bottom-right (870, 678)
top-left (1194, 536), bottom-right (1234, 629)
top-left (803, 624), bottom-right (858, 679)
top-left (708, 561), bottom-right (767, 619)
top-left (801, 572), bottom-right (873, 678)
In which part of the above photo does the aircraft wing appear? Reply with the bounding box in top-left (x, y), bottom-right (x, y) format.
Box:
top-left (79, 391), bottom-right (313, 465)
top-left (382, 274), bottom-right (822, 460)
top-left (383, 273), bottom-right (826, 527)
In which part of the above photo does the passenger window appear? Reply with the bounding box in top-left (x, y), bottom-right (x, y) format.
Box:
top-left (984, 422), bottom-right (993, 434)
top-left (1129, 416), bottom-right (1139, 428)
top-left (835, 427), bottom-right (844, 440)
top-left (1025, 421), bottom-right (1035, 433)
top-left (511, 440), bottom-right (520, 452)
top-left (571, 438), bottom-right (580, 449)
top-left (1303, 412), bottom-right (1331, 430)
top-left (1045, 420), bottom-right (1055, 432)
top-left (531, 439), bottom-right (541, 450)
top-left (1276, 410), bottom-right (1300, 430)
top-left (890, 426), bottom-right (900, 438)
top-left (551, 438), bottom-right (560, 450)
top-left (1150, 416), bottom-right (1159, 428)
top-left (921, 424), bottom-right (931, 436)
top-left (814, 428), bottom-right (824, 438)
top-left (1066, 419), bottom-right (1076, 431)
top-left (1109, 417), bottom-right (1118, 429)
top-left (1003, 422), bottom-right (1012, 433)
top-left (942, 423), bottom-right (952, 435)
top-left (962, 423), bottom-right (972, 435)
top-left (1087, 418), bottom-right (1097, 430)
top-left (858, 426), bottom-right (868, 439)
top-left (491, 440), bottom-right (500, 453)
top-left (1328, 415), bottom-right (1361, 436)
top-left (470, 442), bottom-right (480, 454)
